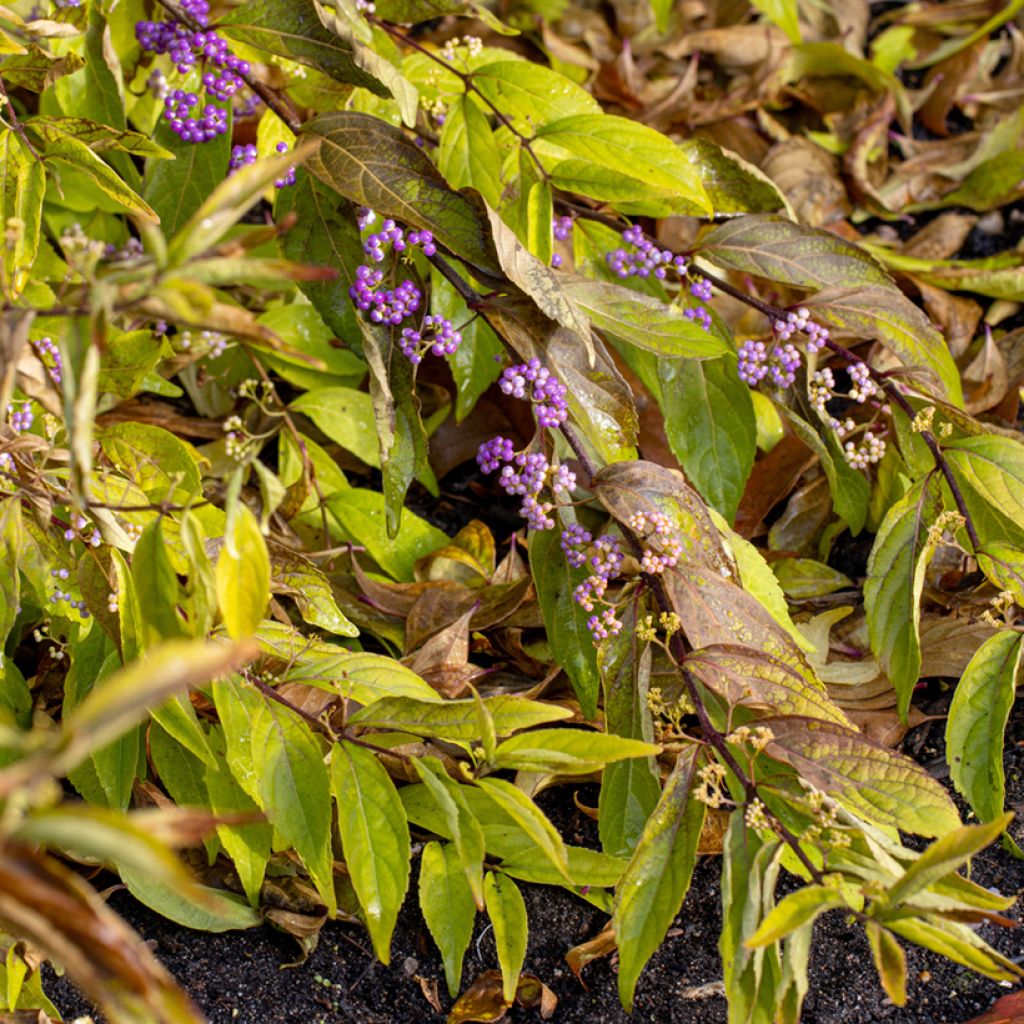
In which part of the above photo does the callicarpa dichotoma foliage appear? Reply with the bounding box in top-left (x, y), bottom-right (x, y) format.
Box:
top-left (0, 0), bottom-right (1022, 1022)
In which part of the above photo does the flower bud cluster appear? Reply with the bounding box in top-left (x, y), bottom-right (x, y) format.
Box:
top-left (499, 359), bottom-right (568, 428)
top-left (843, 430), bottom-right (886, 469)
top-left (626, 509), bottom-right (682, 574)
top-left (694, 761), bottom-right (728, 808)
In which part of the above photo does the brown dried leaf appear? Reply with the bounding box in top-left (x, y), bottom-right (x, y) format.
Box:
top-left (447, 970), bottom-right (511, 1024)
top-left (962, 329), bottom-right (1010, 413)
top-left (917, 281), bottom-right (982, 359)
top-left (761, 137), bottom-right (850, 226)
top-left (902, 213), bottom-right (979, 262)
top-left (514, 974), bottom-right (557, 1019)
top-left (735, 434), bottom-right (817, 538)
top-left (566, 925), bottom-right (616, 986)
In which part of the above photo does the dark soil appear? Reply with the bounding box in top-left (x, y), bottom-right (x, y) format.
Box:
top-left (47, 706), bottom-right (1024, 1024)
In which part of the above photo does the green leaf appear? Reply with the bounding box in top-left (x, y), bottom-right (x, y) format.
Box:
top-left (361, 308), bottom-right (437, 538)
top-left (750, 0), bottom-right (800, 42)
top-left (326, 487), bottom-right (447, 581)
top-left (747, 886), bottom-right (847, 947)
top-left (945, 435), bottom-right (1024, 536)
top-left (44, 134), bottom-right (157, 220)
top-left (414, 757), bottom-right (486, 906)
top-left (99, 421), bottom-right (202, 501)
top-left (907, 0), bottom-right (1024, 68)
top-left (656, 355), bottom-right (755, 521)
top-left (686, 645), bottom-right (850, 725)
top-left (431, 271), bottom-right (503, 423)
top-left (474, 776), bottom-right (571, 884)
top-left (348, 693), bottom-right (571, 741)
top-left (946, 631), bottom-right (1022, 825)
top-left (331, 740), bottom-right (410, 963)
top-left (143, 115), bottom-right (231, 239)
top-left (676, 137), bottom-right (788, 215)
top-left (290, 386), bottom-right (380, 467)
top-left (273, 171), bottom-right (363, 345)
top-left (535, 114), bottom-right (711, 216)
top-left (0, 128), bottom-right (44, 299)
top-left (419, 841), bottom-right (476, 997)
top-left (491, 728), bottom-right (660, 775)
top-left (270, 547), bottom-right (358, 637)
top-left (216, 504), bottom-right (270, 639)
top-left (301, 111), bottom-right (501, 283)
top-left (598, 599), bottom-right (660, 858)
top-left (119, 864), bottom-right (260, 932)
top-left (885, 814), bottom-right (1014, 908)
top-left (936, 149), bottom-right (1024, 212)
top-left (612, 748), bottom-right (706, 1010)
top-left (438, 94), bottom-right (503, 210)
top-left (866, 922), bottom-right (907, 1007)
top-left (250, 694), bottom-right (336, 914)
top-left (564, 276), bottom-right (726, 358)
top-left (0, 46), bottom-right (84, 93)
top-left (772, 558), bottom-right (852, 600)
top-left (131, 520), bottom-right (183, 648)
top-left (781, 405), bottom-right (869, 535)
top-left (887, 916), bottom-right (1020, 982)
top-left (218, 0), bottom-right (388, 95)
top-left (804, 286), bottom-right (962, 405)
top-left (700, 214), bottom-right (894, 291)
top-left (470, 62), bottom-right (600, 134)
top-left (484, 872), bottom-right (528, 1002)
top-left (206, 750), bottom-right (271, 908)
top-left (760, 715), bottom-right (960, 836)
top-left (864, 475), bottom-right (942, 720)
top-left (720, 814), bottom-right (783, 1023)
top-left (529, 523), bottom-right (601, 718)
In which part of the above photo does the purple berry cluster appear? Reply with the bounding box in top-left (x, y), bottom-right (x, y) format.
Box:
top-left (569, 534), bottom-right (625, 641)
top-left (499, 360), bottom-right (568, 428)
top-left (6, 402), bottom-right (33, 433)
top-left (737, 340), bottom-right (803, 388)
top-left (560, 523), bottom-right (592, 567)
top-left (773, 307), bottom-right (829, 353)
top-left (63, 513), bottom-right (102, 548)
top-left (475, 439), bottom-right (577, 531)
top-left (350, 268), bottom-right (422, 325)
top-left (606, 225), bottom-right (688, 280)
top-left (32, 336), bottom-right (62, 386)
top-left (627, 510), bottom-right (682, 574)
top-left (136, 1), bottom-right (251, 144)
top-left (228, 142), bottom-right (296, 187)
top-left (49, 568), bottom-right (90, 620)
top-left (229, 143), bottom-right (257, 173)
top-left (400, 315), bottom-right (462, 365)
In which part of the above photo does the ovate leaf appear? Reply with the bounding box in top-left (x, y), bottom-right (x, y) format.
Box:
top-left (804, 286), bottom-right (961, 405)
top-left (215, 504), bottom-right (271, 639)
top-left (484, 872), bottom-right (528, 1002)
top-left (331, 740), bottom-right (410, 963)
top-left (612, 747), bottom-right (705, 1010)
top-left (760, 715), bottom-right (959, 836)
top-left (946, 631), bottom-right (1023, 825)
top-left (700, 214), bottom-right (893, 291)
top-left (864, 475), bottom-right (942, 720)
top-left (529, 524), bottom-right (601, 718)
top-left (250, 696), bottom-right (336, 913)
top-left (419, 841), bottom-right (476, 997)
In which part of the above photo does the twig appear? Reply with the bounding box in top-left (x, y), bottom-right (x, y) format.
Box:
top-left (153, 0), bottom-right (304, 132)
top-left (248, 672), bottom-right (336, 737)
top-left (0, 77), bottom-right (43, 165)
